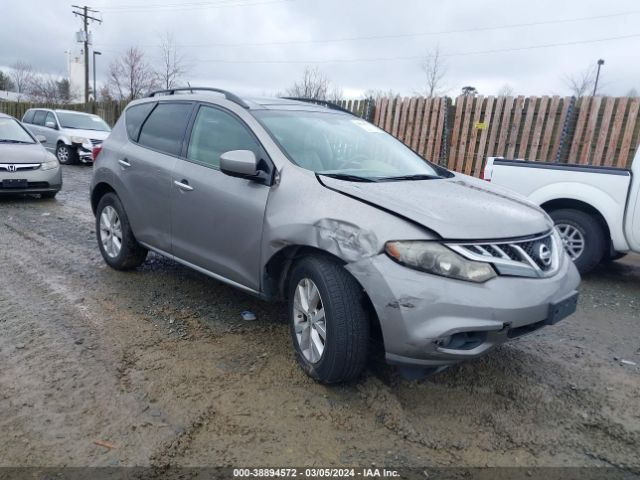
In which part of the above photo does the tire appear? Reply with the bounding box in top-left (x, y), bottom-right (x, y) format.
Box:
top-left (41, 191), bottom-right (58, 199)
top-left (287, 255), bottom-right (369, 384)
top-left (96, 192), bottom-right (147, 270)
top-left (550, 208), bottom-right (606, 274)
top-left (56, 143), bottom-right (78, 165)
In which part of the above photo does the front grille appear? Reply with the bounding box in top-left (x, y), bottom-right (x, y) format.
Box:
top-left (0, 163), bottom-right (41, 172)
top-left (447, 230), bottom-right (561, 278)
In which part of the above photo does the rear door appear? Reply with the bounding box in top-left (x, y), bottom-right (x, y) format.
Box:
top-left (170, 103), bottom-right (271, 291)
top-left (42, 112), bottom-right (59, 148)
top-left (120, 101), bottom-right (194, 253)
top-left (29, 110), bottom-right (48, 149)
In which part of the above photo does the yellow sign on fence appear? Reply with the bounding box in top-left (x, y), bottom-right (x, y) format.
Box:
top-left (474, 121), bottom-right (488, 130)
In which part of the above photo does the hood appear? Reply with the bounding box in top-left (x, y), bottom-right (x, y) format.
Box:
top-left (319, 173), bottom-right (552, 240)
top-left (0, 142), bottom-right (51, 164)
top-left (63, 128), bottom-right (110, 141)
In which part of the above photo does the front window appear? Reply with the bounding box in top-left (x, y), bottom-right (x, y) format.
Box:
top-left (56, 112), bottom-right (111, 132)
top-left (253, 110), bottom-right (447, 181)
top-left (0, 118), bottom-right (35, 144)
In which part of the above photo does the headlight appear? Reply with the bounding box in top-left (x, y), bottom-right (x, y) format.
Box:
top-left (385, 241), bottom-right (496, 283)
top-left (41, 159), bottom-right (59, 170)
top-left (70, 136), bottom-right (88, 144)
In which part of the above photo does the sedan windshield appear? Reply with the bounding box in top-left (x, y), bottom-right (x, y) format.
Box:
top-left (57, 112), bottom-right (110, 132)
top-left (254, 110), bottom-right (446, 181)
top-left (0, 118), bottom-right (35, 143)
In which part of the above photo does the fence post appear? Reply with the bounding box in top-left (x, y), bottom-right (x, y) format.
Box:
top-left (555, 96), bottom-right (576, 163)
top-left (364, 97), bottom-right (375, 122)
top-left (440, 97), bottom-right (452, 167)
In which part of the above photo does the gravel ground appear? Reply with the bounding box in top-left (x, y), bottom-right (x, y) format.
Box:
top-left (0, 165), bottom-right (638, 469)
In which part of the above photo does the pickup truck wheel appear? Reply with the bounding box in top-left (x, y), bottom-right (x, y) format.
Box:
top-left (96, 192), bottom-right (148, 270)
top-left (550, 209), bottom-right (605, 274)
top-left (287, 255), bottom-right (369, 384)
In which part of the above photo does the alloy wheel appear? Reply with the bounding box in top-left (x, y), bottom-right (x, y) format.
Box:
top-left (292, 278), bottom-right (326, 364)
top-left (57, 145), bottom-right (70, 163)
top-left (555, 223), bottom-right (585, 260)
top-left (99, 205), bottom-right (123, 258)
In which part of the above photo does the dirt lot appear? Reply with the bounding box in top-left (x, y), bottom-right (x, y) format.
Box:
top-left (0, 165), bottom-right (639, 469)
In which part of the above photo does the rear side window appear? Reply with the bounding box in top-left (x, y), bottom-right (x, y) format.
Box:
top-left (137, 103), bottom-right (192, 156)
top-left (33, 110), bottom-right (46, 126)
top-left (23, 110), bottom-right (35, 124)
top-left (125, 102), bottom-right (155, 141)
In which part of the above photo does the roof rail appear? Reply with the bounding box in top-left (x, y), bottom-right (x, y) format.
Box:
top-left (148, 87), bottom-right (249, 108)
top-left (281, 97), bottom-right (353, 115)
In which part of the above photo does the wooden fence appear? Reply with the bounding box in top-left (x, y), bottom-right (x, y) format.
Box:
top-left (341, 95), bottom-right (640, 174)
top-left (2, 95), bottom-right (639, 174)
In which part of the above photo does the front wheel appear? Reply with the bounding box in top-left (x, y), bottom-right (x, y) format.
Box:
top-left (56, 143), bottom-right (78, 165)
top-left (550, 208), bottom-right (605, 274)
top-left (96, 192), bottom-right (148, 270)
top-left (287, 255), bottom-right (369, 384)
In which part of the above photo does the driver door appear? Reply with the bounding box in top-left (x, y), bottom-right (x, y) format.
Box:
top-left (171, 104), bottom-right (271, 291)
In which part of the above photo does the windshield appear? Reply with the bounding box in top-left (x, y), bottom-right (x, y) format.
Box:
top-left (57, 112), bottom-right (111, 132)
top-left (253, 110), bottom-right (446, 181)
top-left (0, 117), bottom-right (35, 143)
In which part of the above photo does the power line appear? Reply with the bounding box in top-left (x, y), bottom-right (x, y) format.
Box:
top-left (98, 0), bottom-right (292, 12)
top-left (94, 9), bottom-right (640, 48)
top-left (191, 32), bottom-right (640, 64)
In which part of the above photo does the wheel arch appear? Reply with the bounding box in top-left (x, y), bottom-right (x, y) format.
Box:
top-left (91, 182), bottom-right (117, 214)
top-left (263, 245), bottom-right (383, 342)
top-left (540, 198), bottom-right (611, 249)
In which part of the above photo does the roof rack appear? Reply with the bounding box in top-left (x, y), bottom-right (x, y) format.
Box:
top-left (148, 87), bottom-right (249, 108)
top-left (281, 97), bottom-right (353, 115)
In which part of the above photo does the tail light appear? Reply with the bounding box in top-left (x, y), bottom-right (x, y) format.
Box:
top-left (92, 145), bottom-right (103, 163)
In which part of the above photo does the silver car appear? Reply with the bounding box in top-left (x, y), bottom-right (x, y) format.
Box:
top-left (22, 108), bottom-right (110, 164)
top-left (0, 113), bottom-right (61, 198)
top-left (90, 88), bottom-right (580, 383)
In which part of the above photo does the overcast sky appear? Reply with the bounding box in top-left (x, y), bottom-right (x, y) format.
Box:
top-left (1, 0), bottom-right (639, 98)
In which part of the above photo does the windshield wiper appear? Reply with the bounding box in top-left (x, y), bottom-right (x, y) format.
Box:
top-left (377, 174), bottom-right (443, 181)
top-left (0, 139), bottom-right (32, 144)
top-left (319, 173), bottom-right (378, 182)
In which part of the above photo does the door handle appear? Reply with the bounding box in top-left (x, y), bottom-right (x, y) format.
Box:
top-left (118, 158), bottom-right (131, 168)
top-left (174, 180), bottom-right (194, 192)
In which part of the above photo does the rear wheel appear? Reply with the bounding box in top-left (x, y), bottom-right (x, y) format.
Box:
top-left (56, 143), bottom-right (77, 165)
top-left (550, 208), bottom-right (605, 274)
top-left (96, 192), bottom-right (147, 270)
top-left (287, 255), bottom-right (369, 384)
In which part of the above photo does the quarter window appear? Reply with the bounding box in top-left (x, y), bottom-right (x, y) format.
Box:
top-left (22, 110), bottom-right (35, 124)
top-left (137, 102), bottom-right (193, 156)
top-left (187, 106), bottom-right (260, 168)
top-left (125, 102), bottom-right (155, 141)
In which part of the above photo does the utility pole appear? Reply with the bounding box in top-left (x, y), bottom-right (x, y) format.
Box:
top-left (72, 5), bottom-right (101, 104)
top-left (593, 59), bottom-right (605, 97)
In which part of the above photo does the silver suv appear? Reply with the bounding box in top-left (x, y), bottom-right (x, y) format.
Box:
top-left (22, 109), bottom-right (111, 164)
top-left (90, 88), bottom-right (580, 383)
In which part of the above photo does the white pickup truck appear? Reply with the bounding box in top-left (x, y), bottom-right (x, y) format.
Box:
top-left (483, 150), bottom-right (640, 274)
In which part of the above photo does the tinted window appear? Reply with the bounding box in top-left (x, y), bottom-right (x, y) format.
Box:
top-left (45, 112), bottom-right (57, 128)
top-left (23, 110), bottom-right (35, 124)
top-left (138, 103), bottom-right (192, 156)
top-left (125, 102), bottom-right (155, 141)
top-left (187, 106), bottom-right (260, 168)
top-left (32, 110), bottom-right (46, 126)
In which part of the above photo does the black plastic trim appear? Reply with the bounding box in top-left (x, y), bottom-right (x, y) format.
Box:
top-left (493, 158), bottom-right (630, 176)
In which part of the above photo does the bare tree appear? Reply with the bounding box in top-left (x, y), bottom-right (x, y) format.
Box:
top-left (10, 61), bottom-right (34, 99)
top-left (564, 65), bottom-right (598, 97)
top-left (28, 73), bottom-right (63, 103)
top-left (286, 66), bottom-right (331, 100)
top-left (497, 84), bottom-right (514, 96)
top-left (0, 71), bottom-right (15, 91)
top-left (107, 47), bottom-right (158, 101)
top-left (156, 32), bottom-right (189, 90)
top-left (626, 87), bottom-right (638, 97)
top-left (420, 46), bottom-right (448, 97)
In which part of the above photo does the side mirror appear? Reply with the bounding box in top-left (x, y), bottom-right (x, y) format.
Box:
top-left (45, 121), bottom-right (57, 129)
top-left (36, 135), bottom-right (47, 144)
top-left (220, 150), bottom-right (258, 178)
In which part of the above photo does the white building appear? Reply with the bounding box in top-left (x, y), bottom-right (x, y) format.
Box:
top-left (68, 49), bottom-right (85, 102)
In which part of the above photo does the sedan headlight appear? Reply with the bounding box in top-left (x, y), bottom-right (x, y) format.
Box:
top-left (41, 159), bottom-right (59, 170)
top-left (385, 241), bottom-right (496, 283)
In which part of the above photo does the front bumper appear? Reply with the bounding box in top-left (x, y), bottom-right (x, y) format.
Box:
top-left (347, 252), bottom-right (580, 368)
top-left (0, 166), bottom-right (62, 195)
